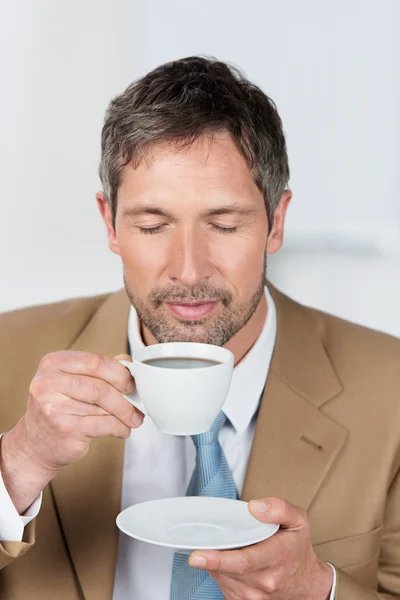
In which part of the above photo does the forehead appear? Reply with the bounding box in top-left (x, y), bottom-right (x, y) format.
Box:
top-left (118, 133), bottom-right (260, 202)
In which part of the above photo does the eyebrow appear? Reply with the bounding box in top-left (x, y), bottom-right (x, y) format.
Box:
top-left (122, 204), bottom-right (257, 219)
top-left (122, 207), bottom-right (171, 218)
top-left (200, 205), bottom-right (257, 217)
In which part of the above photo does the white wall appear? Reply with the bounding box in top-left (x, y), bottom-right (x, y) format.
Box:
top-left (1, 1), bottom-right (400, 337)
top-left (0, 0), bottom-right (134, 311)
top-left (130, 0), bottom-right (400, 337)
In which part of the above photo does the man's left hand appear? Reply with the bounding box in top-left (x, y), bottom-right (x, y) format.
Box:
top-left (188, 497), bottom-right (333, 600)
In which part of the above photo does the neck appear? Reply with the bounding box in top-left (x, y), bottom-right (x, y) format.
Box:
top-left (141, 293), bottom-right (268, 366)
top-left (224, 294), bottom-right (267, 366)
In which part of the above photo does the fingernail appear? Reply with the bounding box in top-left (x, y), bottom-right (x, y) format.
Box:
top-left (125, 379), bottom-right (135, 394)
top-left (250, 499), bottom-right (268, 513)
top-left (189, 556), bottom-right (207, 568)
top-left (132, 412), bottom-right (144, 427)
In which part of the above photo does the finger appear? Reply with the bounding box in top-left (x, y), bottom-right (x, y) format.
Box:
top-left (113, 354), bottom-right (132, 361)
top-left (189, 536), bottom-right (278, 576)
top-left (39, 351), bottom-right (135, 395)
top-left (209, 572), bottom-right (243, 598)
top-left (78, 414), bottom-right (131, 440)
top-left (51, 397), bottom-right (110, 417)
top-left (37, 373), bottom-right (143, 429)
top-left (248, 497), bottom-right (308, 531)
top-left (114, 355), bottom-right (136, 395)
top-left (189, 548), bottom-right (256, 575)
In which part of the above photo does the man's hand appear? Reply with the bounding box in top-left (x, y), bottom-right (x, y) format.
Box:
top-left (188, 497), bottom-right (333, 600)
top-left (0, 351), bottom-right (143, 514)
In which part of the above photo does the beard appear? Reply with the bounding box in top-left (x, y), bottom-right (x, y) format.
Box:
top-left (124, 257), bottom-right (267, 347)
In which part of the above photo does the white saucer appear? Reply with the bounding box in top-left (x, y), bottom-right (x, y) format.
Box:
top-left (116, 497), bottom-right (279, 551)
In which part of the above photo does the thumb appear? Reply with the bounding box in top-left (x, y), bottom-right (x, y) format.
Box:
top-left (113, 354), bottom-right (133, 362)
top-left (248, 497), bottom-right (307, 531)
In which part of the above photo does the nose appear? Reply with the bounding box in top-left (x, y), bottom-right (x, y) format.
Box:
top-left (167, 227), bottom-right (213, 287)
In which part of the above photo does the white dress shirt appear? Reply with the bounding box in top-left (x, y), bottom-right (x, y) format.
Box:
top-left (0, 286), bottom-right (336, 600)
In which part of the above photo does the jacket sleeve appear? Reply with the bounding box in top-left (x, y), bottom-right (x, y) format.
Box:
top-left (0, 520), bottom-right (36, 569)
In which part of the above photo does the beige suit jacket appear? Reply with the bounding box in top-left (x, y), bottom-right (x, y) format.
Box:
top-left (0, 285), bottom-right (399, 599)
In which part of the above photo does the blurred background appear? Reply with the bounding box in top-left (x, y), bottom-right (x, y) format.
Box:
top-left (1, 0), bottom-right (399, 336)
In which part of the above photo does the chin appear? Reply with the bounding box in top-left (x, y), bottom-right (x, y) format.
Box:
top-left (155, 321), bottom-right (215, 345)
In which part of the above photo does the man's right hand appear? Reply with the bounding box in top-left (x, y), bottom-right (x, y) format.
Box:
top-left (0, 351), bottom-right (143, 515)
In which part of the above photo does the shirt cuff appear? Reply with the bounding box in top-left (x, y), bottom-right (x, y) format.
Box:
top-left (326, 562), bottom-right (337, 600)
top-left (0, 436), bottom-right (42, 541)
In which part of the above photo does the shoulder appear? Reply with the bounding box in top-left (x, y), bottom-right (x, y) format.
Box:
top-left (270, 283), bottom-right (400, 394)
top-left (299, 302), bottom-right (400, 479)
top-left (274, 287), bottom-right (400, 461)
top-left (304, 303), bottom-right (400, 430)
top-left (307, 304), bottom-right (400, 374)
top-left (0, 292), bottom-right (113, 381)
top-left (0, 293), bottom-right (111, 348)
top-left (0, 292), bottom-right (115, 429)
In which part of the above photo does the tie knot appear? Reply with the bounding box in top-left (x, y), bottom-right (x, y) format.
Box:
top-left (191, 411), bottom-right (227, 448)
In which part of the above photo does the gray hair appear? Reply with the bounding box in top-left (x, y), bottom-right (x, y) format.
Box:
top-left (99, 56), bottom-right (290, 229)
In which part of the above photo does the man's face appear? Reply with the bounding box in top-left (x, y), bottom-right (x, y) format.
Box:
top-left (99, 133), bottom-right (289, 346)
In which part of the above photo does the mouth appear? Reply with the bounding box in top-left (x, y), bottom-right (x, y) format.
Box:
top-left (166, 301), bottom-right (219, 321)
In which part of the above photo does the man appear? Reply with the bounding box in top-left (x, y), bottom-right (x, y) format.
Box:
top-left (0, 56), bottom-right (399, 600)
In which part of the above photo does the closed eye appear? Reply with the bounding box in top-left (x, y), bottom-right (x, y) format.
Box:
top-left (210, 223), bottom-right (238, 234)
top-left (138, 223), bottom-right (238, 235)
top-left (138, 224), bottom-right (167, 235)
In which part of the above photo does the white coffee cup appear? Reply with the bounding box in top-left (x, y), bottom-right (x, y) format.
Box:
top-left (119, 342), bottom-right (234, 435)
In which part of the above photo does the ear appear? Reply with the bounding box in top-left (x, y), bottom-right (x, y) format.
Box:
top-left (266, 190), bottom-right (292, 255)
top-left (96, 191), bottom-right (121, 256)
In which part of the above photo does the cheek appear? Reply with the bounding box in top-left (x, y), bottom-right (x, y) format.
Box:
top-left (210, 234), bottom-right (266, 283)
top-left (117, 232), bottom-right (169, 288)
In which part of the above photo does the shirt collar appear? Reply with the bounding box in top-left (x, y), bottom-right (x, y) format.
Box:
top-left (127, 286), bottom-right (277, 435)
top-left (221, 286), bottom-right (277, 434)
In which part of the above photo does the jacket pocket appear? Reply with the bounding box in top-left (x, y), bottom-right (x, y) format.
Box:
top-left (313, 525), bottom-right (382, 569)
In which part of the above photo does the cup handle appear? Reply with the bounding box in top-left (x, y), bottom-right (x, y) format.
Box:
top-left (118, 359), bottom-right (148, 416)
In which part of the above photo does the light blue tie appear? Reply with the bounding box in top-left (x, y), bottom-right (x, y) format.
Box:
top-left (170, 411), bottom-right (238, 599)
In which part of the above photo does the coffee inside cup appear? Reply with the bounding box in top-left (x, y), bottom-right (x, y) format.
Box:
top-left (142, 357), bottom-right (222, 369)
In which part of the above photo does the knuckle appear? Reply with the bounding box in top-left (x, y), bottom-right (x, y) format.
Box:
top-left (279, 498), bottom-right (291, 519)
top-left (42, 400), bottom-right (56, 420)
top-left (38, 353), bottom-right (55, 371)
top-left (89, 416), bottom-right (104, 437)
top-left (69, 440), bottom-right (89, 462)
top-left (111, 417), bottom-right (129, 439)
top-left (85, 352), bottom-right (103, 372)
top-left (39, 351), bottom-right (66, 371)
top-left (79, 415), bottom-right (102, 439)
top-left (92, 377), bottom-right (108, 400)
top-left (30, 374), bottom-right (55, 401)
top-left (54, 416), bottom-right (73, 437)
top-left (120, 399), bottom-right (134, 422)
top-left (71, 374), bottom-right (83, 394)
top-left (261, 573), bottom-right (277, 594)
top-left (119, 426), bottom-right (131, 440)
top-left (101, 415), bottom-right (127, 438)
top-left (38, 356), bottom-right (50, 372)
top-left (108, 416), bottom-right (119, 434)
top-left (30, 375), bottom-right (44, 397)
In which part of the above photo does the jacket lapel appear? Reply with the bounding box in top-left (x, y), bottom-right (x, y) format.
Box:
top-left (50, 289), bottom-right (131, 600)
top-left (241, 285), bottom-right (348, 509)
